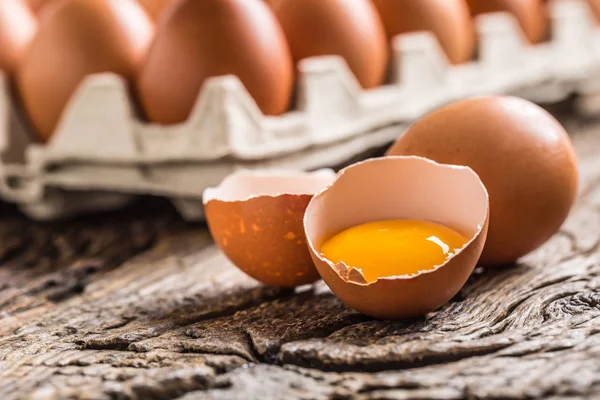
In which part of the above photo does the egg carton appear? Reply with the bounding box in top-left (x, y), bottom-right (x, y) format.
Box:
top-left (0, 0), bottom-right (598, 221)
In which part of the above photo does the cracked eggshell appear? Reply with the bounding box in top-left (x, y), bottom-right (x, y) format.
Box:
top-left (304, 157), bottom-right (489, 320)
top-left (204, 169), bottom-right (336, 288)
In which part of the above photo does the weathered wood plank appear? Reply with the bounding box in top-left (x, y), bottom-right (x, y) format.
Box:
top-left (1, 112), bottom-right (600, 400)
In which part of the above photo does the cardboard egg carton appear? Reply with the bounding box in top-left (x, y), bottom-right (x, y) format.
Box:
top-left (0, 0), bottom-right (597, 221)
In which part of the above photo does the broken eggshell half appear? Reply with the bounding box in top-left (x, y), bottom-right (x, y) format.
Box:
top-left (203, 168), bottom-right (336, 288)
top-left (304, 156), bottom-right (489, 319)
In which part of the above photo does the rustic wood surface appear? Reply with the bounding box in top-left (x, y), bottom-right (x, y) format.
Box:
top-left (2, 111), bottom-right (600, 400)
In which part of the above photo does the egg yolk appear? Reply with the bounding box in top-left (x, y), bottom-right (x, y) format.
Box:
top-left (320, 219), bottom-right (467, 283)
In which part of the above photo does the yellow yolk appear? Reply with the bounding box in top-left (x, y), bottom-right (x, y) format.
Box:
top-left (320, 219), bottom-right (467, 283)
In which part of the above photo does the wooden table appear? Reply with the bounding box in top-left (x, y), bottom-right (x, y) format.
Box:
top-left (2, 110), bottom-right (600, 400)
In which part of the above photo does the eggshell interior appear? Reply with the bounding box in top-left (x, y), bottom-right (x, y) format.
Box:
top-left (303, 156), bottom-right (489, 319)
top-left (203, 168), bottom-right (336, 203)
top-left (305, 156), bottom-right (488, 284)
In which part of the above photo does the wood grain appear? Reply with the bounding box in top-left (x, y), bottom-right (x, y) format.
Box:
top-left (1, 112), bottom-right (600, 400)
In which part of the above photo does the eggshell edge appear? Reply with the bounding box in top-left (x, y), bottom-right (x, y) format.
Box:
top-left (202, 168), bottom-right (336, 204)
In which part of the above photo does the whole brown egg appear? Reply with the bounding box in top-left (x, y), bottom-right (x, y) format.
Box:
top-left (0, 0), bottom-right (37, 74)
top-left (386, 96), bottom-right (578, 267)
top-left (136, 0), bottom-right (293, 125)
top-left (270, 0), bottom-right (388, 89)
top-left (16, 0), bottom-right (153, 141)
top-left (465, 0), bottom-right (549, 44)
top-left (371, 0), bottom-right (476, 65)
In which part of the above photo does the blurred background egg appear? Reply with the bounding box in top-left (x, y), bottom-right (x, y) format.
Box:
top-left (26, 0), bottom-right (68, 17)
top-left (26, 0), bottom-right (53, 15)
top-left (269, 0), bottom-right (388, 89)
top-left (387, 96), bottom-right (578, 266)
top-left (27, 0), bottom-right (172, 20)
top-left (136, 0), bottom-right (294, 125)
top-left (137, 0), bottom-right (173, 21)
top-left (0, 0), bottom-right (37, 74)
top-left (371, 0), bottom-right (476, 65)
top-left (16, 0), bottom-right (154, 141)
top-left (586, 0), bottom-right (600, 23)
top-left (465, 0), bottom-right (549, 44)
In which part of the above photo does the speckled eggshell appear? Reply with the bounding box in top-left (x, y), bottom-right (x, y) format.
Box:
top-left (386, 96), bottom-right (579, 267)
top-left (371, 0), bottom-right (476, 64)
top-left (16, 0), bottom-right (154, 141)
top-left (0, 0), bottom-right (37, 74)
top-left (465, 0), bottom-right (549, 44)
top-left (304, 156), bottom-right (489, 320)
top-left (270, 0), bottom-right (388, 89)
top-left (204, 169), bottom-right (336, 288)
top-left (136, 0), bottom-right (294, 125)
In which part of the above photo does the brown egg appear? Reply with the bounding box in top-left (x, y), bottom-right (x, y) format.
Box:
top-left (465, 0), bottom-right (549, 44)
top-left (137, 0), bottom-right (173, 21)
top-left (26, 0), bottom-right (64, 16)
top-left (0, 0), bottom-right (37, 74)
top-left (270, 0), bottom-right (388, 89)
top-left (371, 0), bottom-right (476, 65)
top-left (16, 0), bottom-right (153, 141)
top-left (587, 0), bottom-right (600, 23)
top-left (204, 169), bottom-right (335, 288)
top-left (137, 0), bottom-right (294, 125)
top-left (387, 96), bottom-right (579, 267)
top-left (304, 156), bottom-right (489, 319)
top-left (26, 0), bottom-right (51, 14)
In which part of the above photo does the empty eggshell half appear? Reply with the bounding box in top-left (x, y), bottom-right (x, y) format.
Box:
top-left (304, 156), bottom-right (489, 320)
top-left (204, 168), bottom-right (336, 288)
